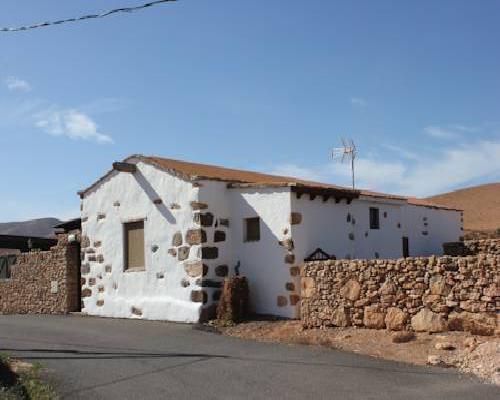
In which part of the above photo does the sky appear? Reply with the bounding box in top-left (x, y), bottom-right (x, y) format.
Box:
top-left (1, 0), bottom-right (499, 222)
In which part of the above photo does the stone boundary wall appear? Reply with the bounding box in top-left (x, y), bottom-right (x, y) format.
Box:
top-left (444, 239), bottom-right (500, 256)
top-left (0, 235), bottom-right (80, 314)
top-left (464, 239), bottom-right (500, 255)
top-left (301, 252), bottom-right (499, 335)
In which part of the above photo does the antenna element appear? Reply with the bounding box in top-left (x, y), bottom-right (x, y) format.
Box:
top-left (332, 138), bottom-right (357, 189)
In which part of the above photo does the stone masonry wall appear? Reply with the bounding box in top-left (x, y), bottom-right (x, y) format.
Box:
top-left (444, 239), bottom-right (500, 257)
top-left (0, 235), bottom-right (80, 314)
top-left (301, 243), bottom-right (499, 335)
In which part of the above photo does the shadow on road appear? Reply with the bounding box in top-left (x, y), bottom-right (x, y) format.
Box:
top-left (0, 347), bottom-right (230, 361)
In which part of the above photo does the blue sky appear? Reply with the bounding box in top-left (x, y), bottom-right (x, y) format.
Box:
top-left (1, 0), bottom-right (499, 222)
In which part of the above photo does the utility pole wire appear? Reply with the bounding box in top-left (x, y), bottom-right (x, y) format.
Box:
top-left (1, 0), bottom-right (177, 32)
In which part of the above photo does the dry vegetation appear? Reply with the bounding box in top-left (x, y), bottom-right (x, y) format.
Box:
top-left (0, 356), bottom-right (57, 400)
top-left (427, 182), bottom-right (500, 238)
top-left (219, 320), bottom-right (499, 385)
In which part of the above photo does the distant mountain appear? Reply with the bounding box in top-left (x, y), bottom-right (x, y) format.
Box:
top-left (0, 218), bottom-right (62, 238)
top-left (427, 182), bottom-right (500, 237)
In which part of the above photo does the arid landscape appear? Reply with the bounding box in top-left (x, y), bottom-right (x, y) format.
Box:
top-left (427, 182), bottom-right (500, 238)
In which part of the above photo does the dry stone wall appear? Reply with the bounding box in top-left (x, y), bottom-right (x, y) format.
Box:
top-left (301, 241), bottom-right (499, 335)
top-left (0, 235), bottom-right (80, 314)
top-left (444, 239), bottom-right (500, 256)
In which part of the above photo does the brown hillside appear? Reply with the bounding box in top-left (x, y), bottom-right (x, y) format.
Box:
top-left (427, 182), bottom-right (500, 233)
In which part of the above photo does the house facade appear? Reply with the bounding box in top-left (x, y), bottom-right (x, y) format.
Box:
top-left (79, 155), bottom-right (462, 322)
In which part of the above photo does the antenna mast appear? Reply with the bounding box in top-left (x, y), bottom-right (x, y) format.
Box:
top-left (332, 138), bottom-right (357, 190)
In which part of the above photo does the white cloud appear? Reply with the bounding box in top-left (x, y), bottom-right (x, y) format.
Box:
top-left (35, 108), bottom-right (113, 144)
top-left (424, 125), bottom-right (459, 140)
top-left (270, 163), bottom-right (324, 182)
top-left (350, 97), bottom-right (367, 107)
top-left (449, 124), bottom-right (479, 133)
top-left (382, 144), bottom-right (420, 161)
top-left (267, 139), bottom-right (500, 197)
top-left (4, 76), bottom-right (31, 92)
top-left (399, 140), bottom-right (500, 196)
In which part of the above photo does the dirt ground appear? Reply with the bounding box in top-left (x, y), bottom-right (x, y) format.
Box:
top-left (219, 320), bottom-right (499, 385)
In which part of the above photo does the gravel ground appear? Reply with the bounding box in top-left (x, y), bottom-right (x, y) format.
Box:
top-left (220, 320), bottom-right (500, 385)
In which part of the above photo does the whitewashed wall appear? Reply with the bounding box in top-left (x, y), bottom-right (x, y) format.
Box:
top-left (196, 180), bottom-right (234, 315)
top-left (402, 204), bottom-right (462, 256)
top-left (227, 187), bottom-right (297, 318)
top-left (81, 159), bottom-right (203, 322)
top-left (291, 195), bottom-right (406, 262)
top-left (80, 157), bottom-right (463, 322)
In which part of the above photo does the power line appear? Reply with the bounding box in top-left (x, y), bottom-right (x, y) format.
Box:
top-left (1, 0), bottom-right (177, 32)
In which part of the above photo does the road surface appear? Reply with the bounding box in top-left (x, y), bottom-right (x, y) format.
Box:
top-left (0, 315), bottom-right (497, 399)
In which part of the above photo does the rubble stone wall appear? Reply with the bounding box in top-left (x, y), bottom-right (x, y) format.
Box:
top-left (0, 235), bottom-right (80, 314)
top-left (444, 239), bottom-right (500, 256)
top-left (301, 247), bottom-right (499, 335)
top-left (464, 239), bottom-right (500, 255)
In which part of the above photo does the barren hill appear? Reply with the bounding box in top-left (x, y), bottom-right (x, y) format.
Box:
top-left (0, 217), bottom-right (61, 238)
top-left (427, 182), bottom-right (500, 233)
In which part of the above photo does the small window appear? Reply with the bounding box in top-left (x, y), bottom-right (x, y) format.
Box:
top-left (124, 221), bottom-right (145, 270)
top-left (369, 207), bottom-right (380, 229)
top-left (244, 217), bottom-right (260, 242)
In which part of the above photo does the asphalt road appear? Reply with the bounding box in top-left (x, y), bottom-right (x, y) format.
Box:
top-left (0, 315), bottom-right (498, 400)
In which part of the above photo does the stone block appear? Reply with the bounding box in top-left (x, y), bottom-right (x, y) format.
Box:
top-left (385, 307), bottom-right (407, 331)
top-left (411, 308), bottom-right (447, 333)
top-left (201, 247), bottom-right (218, 260)
top-left (290, 212), bottom-right (302, 225)
top-left (184, 261), bottom-right (204, 278)
top-left (301, 277), bottom-right (315, 298)
top-left (363, 306), bottom-right (386, 329)
top-left (331, 307), bottom-right (351, 327)
top-left (191, 290), bottom-right (207, 303)
top-left (190, 201), bottom-right (208, 210)
top-left (131, 306), bottom-right (142, 316)
top-left (214, 230), bottom-right (226, 243)
top-left (215, 265), bottom-right (228, 277)
top-left (277, 295), bottom-right (288, 307)
top-left (186, 229), bottom-right (207, 245)
top-left (340, 279), bottom-right (361, 301)
top-left (289, 294), bottom-right (300, 306)
top-left (172, 232), bottom-right (183, 247)
top-left (194, 212), bottom-right (214, 227)
top-left (177, 246), bottom-right (190, 261)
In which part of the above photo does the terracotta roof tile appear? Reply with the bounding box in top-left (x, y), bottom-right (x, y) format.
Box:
top-left (406, 197), bottom-right (463, 211)
top-left (145, 156), bottom-right (353, 191)
top-left (79, 155), bottom-right (462, 211)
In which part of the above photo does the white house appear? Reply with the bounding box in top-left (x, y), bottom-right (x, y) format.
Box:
top-left (78, 155), bottom-right (463, 322)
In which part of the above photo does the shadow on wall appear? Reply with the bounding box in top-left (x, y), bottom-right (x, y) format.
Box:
top-left (230, 192), bottom-right (294, 316)
top-left (134, 170), bottom-right (176, 224)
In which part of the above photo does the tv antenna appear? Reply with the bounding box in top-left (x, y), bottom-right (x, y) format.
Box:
top-left (332, 138), bottom-right (357, 189)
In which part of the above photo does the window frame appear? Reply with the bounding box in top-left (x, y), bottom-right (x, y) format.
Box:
top-left (369, 207), bottom-right (380, 230)
top-left (123, 219), bottom-right (146, 272)
top-left (244, 217), bottom-right (261, 242)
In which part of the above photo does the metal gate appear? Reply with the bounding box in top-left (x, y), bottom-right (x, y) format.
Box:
top-left (0, 254), bottom-right (17, 279)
